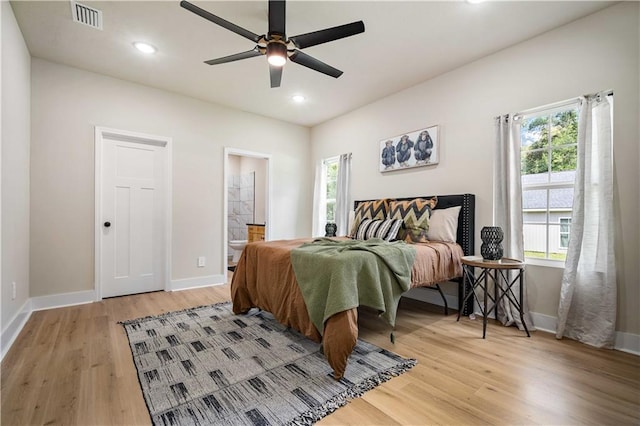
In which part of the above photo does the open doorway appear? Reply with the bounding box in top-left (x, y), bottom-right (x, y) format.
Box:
top-left (223, 148), bottom-right (271, 273)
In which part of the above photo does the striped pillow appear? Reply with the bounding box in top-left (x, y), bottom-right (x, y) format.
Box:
top-left (354, 218), bottom-right (403, 241)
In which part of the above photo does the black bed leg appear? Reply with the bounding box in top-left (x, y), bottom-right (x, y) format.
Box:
top-left (458, 274), bottom-right (474, 316)
top-left (434, 284), bottom-right (448, 315)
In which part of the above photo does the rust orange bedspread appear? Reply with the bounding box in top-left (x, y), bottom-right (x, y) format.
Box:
top-left (230, 238), bottom-right (463, 379)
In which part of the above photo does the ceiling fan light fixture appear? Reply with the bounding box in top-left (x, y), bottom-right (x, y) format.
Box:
top-left (267, 43), bottom-right (287, 67)
top-left (180, 0), bottom-right (365, 87)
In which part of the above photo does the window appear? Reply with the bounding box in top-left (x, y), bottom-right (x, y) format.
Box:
top-left (520, 103), bottom-right (578, 261)
top-left (559, 217), bottom-right (571, 249)
top-left (324, 158), bottom-right (338, 225)
top-left (316, 157), bottom-right (338, 233)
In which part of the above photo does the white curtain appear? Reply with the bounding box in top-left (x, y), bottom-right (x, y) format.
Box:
top-left (556, 93), bottom-right (616, 348)
top-left (335, 153), bottom-right (352, 236)
top-left (494, 115), bottom-right (535, 331)
top-left (311, 160), bottom-right (327, 237)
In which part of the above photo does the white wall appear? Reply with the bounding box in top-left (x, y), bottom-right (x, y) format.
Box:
top-left (30, 59), bottom-right (311, 297)
top-left (311, 3), bottom-right (639, 335)
top-left (1, 2), bottom-right (31, 335)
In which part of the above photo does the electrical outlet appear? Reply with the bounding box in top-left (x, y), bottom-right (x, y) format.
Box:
top-left (197, 256), bottom-right (206, 267)
top-left (11, 282), bottom-right (16, 300)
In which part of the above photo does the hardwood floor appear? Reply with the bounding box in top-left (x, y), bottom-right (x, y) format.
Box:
top-left (2, 276), bottom-right (639, 425)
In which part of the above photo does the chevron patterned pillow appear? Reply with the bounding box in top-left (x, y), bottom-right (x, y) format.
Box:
top-left (388, 197), bottom-right (438, 243)
top-left (349, 199), bottom-right (390, 237)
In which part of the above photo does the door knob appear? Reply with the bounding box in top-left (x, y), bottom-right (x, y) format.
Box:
top-left (104, 221), bottom-right (111, 228)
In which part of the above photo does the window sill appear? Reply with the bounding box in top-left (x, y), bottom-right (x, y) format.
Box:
top-left (525, 257), bottom-right (566, 269)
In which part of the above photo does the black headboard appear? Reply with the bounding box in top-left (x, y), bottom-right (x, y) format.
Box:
top-left (353, 194), bottom-right (475, 256)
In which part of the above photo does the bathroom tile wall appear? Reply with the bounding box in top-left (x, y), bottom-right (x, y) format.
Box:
top-left (228, 172), bottom-right (255, 242)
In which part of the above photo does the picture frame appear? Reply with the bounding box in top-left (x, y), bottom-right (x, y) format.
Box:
top-left (379, 125), bottom-right (439, 172)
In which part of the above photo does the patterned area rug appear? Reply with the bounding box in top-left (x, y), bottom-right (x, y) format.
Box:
top-left (121, 302), bottom-right (416, 426)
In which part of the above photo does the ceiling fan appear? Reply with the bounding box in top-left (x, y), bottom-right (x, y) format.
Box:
top-left (180, 0), bottom-right (365, 88)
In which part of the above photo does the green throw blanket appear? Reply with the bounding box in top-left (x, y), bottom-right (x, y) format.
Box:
top-left (290, 238), bottom-right (416, 335)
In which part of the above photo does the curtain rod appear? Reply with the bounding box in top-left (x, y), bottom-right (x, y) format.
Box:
top-left (500, 90), bottom-right (614, 121)
top-left (515, 97), bottom-right (580, 119)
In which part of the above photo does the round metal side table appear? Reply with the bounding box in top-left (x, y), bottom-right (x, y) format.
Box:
top-left (457, 255), bottom-right (531, 338)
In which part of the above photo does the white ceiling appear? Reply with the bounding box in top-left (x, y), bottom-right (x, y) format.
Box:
top-left (11, 1), bottom-right (615, 127)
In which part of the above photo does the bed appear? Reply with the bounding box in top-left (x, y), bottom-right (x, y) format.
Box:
top-left (230, 194), bottom-right (475, 379)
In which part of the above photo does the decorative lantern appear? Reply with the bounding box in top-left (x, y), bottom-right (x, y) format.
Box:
top-left (325, 222), bottom-right (337, 237)
top-left (480, 226), bottom-right (504, 260)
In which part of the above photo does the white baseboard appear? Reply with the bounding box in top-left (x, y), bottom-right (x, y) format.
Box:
top-left (529, 312), bottom-right (557, 334)
top-left (4, 282), bottom-right (637, 361)
top-left (530, 312), bottom-right (639, 355)
top-left (170, 274), bottom-right (226, 291)
top-left (614, 331), bottom-right (640, 356)
top-left (404, 296), bottom-right (639, 355)
top-left (0, 279), bottom-right (224, 360)
top-left (1, 298), bottom-right (33, 360)
top-left (31, 290), bottom-right (96, 311)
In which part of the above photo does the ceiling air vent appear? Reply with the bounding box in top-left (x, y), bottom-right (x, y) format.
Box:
top-left (70, 1), bottom-right (103, 30)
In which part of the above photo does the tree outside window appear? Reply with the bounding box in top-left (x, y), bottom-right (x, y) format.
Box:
top-left (521, 106), bottom-right (578, 261)
top-left (325, 160), bottom-right (338, 224)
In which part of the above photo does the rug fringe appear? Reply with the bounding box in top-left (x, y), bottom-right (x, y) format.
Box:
top-left (286, 358), bottom-right (417, 426)
top-left (118, 301), bottom-right (232, 326)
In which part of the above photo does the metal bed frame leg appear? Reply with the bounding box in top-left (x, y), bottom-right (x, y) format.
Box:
top-left (434, 284), bottom-right (448, 316)
top-left (458, 273), bottom-right (474, 316)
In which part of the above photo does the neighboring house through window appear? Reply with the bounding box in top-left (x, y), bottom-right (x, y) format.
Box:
top-left (520, 103), bottom-right (578, 261)
top-left (559, 217), bottom-right (571, 249)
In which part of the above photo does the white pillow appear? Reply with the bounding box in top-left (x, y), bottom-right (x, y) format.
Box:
top-left (426, 206), bottom-right (461, 243)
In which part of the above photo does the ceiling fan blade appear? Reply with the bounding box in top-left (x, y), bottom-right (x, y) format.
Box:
top-left (289, 21), bottom-right (365, 49)
top-left (204, 47), bottom-right (262, 65)
top-left (269, 64), bottom-right (283, 88)
top-left (180, 1), bottom-right (262, 43)
top-left (289, 50), bottom-right (343, 78)
top-left (268, 0), bottom-right (286, 37)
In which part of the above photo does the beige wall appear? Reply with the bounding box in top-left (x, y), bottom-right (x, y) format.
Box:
top-left (1, 2), bottom-right (31, 329)
top-left (240, 156), bottom-right (267, 224)
top-left (30, 59), bottom-right (311, 297)
top-left (311, 3), bottom-right (639, 334)
top-left (228, 155), bottom-right (241, 177)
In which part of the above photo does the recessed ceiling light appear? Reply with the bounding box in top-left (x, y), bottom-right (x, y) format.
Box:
top-left (133, 42), bottom-right (157, 54)
top-left (292, 95), bottom-right (305, 103)
top-left (466, 0), bottom-right (485, 3)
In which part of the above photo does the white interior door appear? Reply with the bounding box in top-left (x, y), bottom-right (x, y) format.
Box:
top-left (99, 136), bottom-right (166, 298)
